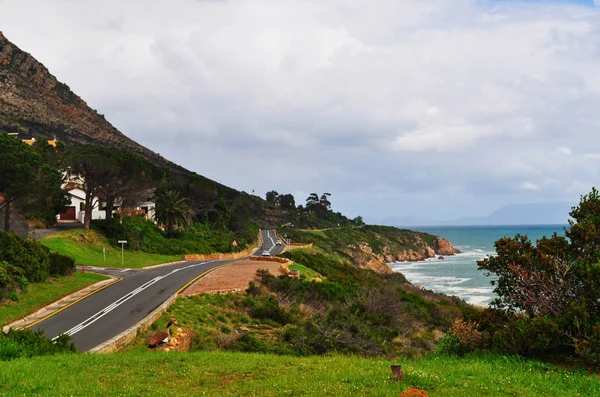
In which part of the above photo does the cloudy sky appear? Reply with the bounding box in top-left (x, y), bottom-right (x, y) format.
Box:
top-left (2, 0), bottom-right (600, 222)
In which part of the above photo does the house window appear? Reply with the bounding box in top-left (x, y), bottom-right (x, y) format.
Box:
top-left (80, 202), bottom-right (86, 211)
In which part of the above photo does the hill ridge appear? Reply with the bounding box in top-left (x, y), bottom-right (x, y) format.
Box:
top-left (0, 31), bottom-right (168, 165)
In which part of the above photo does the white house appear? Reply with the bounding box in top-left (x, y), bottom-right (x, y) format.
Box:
top-left (58, 187), bottom-right (106, 222)
top-left (57, 187), bottom-right (156, 224)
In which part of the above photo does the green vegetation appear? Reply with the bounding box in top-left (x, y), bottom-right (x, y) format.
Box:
top-left (282, 225), bottom-right (439, 261)
top-left (0, 271), bottom-right (107, 326)
top-left (0, 133), bottom-right (67, 231)
top-left (288, 263), bottom-right (321, 280)
top-left (153, 189), bottom-right (191, 232)
top-left (0, 328), bottom-right (76, 362)
top-left (64, 143), bottom-right (162, 229)
top-left (92, 216), bottom-right (257, 255)
top-left (131, 247), bottom-right (475, 357)
top-left (0, 351), bottom-right (599, 396)
top-left (40, 229), bottom-right (183, 268)
top-left (0, 231), bottom-right (76, 300)
top-left (440, 187), bottom-right (600, 367)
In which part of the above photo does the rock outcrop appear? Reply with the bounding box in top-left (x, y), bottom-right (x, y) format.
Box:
top-left (345, 236), bottom-right (460, 275)
top-left (433, 237), bottom-right (461, 255)
top-left (344, 243), bottom-right (393, 275)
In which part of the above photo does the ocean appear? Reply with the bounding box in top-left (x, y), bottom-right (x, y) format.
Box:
top-left (389, 225), bottom-right (568, 306)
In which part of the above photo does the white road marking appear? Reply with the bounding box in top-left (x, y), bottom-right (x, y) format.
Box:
top-left (265, 230), bottom-right (276, 253)
top-left (52, 261), bottom-right (216, 340)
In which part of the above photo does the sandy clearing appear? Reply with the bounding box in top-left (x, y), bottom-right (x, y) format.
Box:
top-left (181, 260), bottom-right (284, 296)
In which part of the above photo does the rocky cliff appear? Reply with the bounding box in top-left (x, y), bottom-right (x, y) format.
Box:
top-left (345, 237), bottom-right (460, 275)
top-left (0, 32), bottom-right (168, 165)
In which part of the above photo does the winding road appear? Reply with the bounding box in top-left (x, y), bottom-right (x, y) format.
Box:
top-left (30, 230), bottom-right (282, 351)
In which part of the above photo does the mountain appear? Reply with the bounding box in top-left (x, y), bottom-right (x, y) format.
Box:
top-left (0, 31), bottom-right (272, 230)
top-left (0, 31), bottom-right (169, 166)
top-left (384, 202), bottom-right (574, 227)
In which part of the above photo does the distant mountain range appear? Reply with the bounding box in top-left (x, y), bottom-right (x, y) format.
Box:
top-left (374, 202), bottom-right (574, 227)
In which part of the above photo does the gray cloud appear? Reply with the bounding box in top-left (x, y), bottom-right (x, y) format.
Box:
top-left (1, 0), bottom-right (599, 220)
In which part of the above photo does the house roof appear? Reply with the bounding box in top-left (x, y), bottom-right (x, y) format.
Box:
top-left (22, 138), bottom-right (58, 147)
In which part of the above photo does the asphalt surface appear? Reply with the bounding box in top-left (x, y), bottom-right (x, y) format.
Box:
top-left (259, 229), bottom-right (285, 256)
top-left (31, 230), bottom-right (281, 351)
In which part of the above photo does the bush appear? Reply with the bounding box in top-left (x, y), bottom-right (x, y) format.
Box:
top-left (0, 328), bottom-right (77, 361)
top-left (48, 252), bottom-right (76, 276)
top-left (492, 316), bottom-right (567, 358)
top-left (0, 260), bottom-right (28, 294)
top-left (0, 231), bottom-right (50, 282)
top-left (92, 217), bottom-right (251, 255)
top-left (436, 334), bottom-right (469, 357)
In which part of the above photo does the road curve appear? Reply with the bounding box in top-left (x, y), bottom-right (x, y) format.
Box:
top-left (31, 230), bottom-right (282, 351)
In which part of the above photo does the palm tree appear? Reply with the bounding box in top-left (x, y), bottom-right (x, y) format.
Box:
top-left (154, 190), bottom-right (191, 232)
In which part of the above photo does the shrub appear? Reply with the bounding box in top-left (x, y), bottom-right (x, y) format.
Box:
top-left (492, 316), bottom-right (567, 358)
top-left (0, 260), bottom-right (28, 294)
top-left (0, 231), bottom-right (49, 282)
top-left (448, 318), bottom-right (486, 352)
top-left (436, 334), bottom-right (469, 357)
top-left (0, 328), bottom-right (77, 361)
top-left (573, 324), bottom-right (600, 367)
top-left (49, 252), bottom-right (76, 276)
top-left (51, 252), bottom-right (76, 275)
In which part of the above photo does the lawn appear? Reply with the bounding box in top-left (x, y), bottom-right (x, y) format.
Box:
top-left (0, 272), bottom-right (108, 326)
top-left (289, 263), bottom-right (322, 280)
top-left (1, 351), bottom-right (598, 396)
top-left (40, 229), bottom-right (184, 268)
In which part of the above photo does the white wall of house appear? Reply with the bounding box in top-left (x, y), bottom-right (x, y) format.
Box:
top-left (57, 188), bottom-right (106, 222)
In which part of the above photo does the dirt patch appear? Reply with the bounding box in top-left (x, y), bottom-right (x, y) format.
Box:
top-left (181, 260), bottom-right (285, 296)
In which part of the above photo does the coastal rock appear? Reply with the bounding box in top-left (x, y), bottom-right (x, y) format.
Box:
top-left (344, 243), bottom-right (393, 275)
top-left (433, 237), bottom-right (461, 255)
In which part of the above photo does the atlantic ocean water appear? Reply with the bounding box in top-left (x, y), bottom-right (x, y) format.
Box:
top-left (390, 225), bottom-right (567, 306)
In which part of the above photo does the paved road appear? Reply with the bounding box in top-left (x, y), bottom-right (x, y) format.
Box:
top-left (31, 230), bottom-right (281, 351)
top-left (259, 229), bottom-right (285, 256)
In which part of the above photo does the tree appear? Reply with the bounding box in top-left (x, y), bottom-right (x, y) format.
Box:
top-left (319, 193), bottom-right (332, 210)
top-left (278, 194), bottom-right (296, 210)
top-left (305, 193), bottom-right (319, 210)
top-left (65, 145), bottom-right (124, 229)
top-left (353, 216), bottom-right (365, 226)
top-left (0, 133), bottom-right (48, 231)
top-left (266, 190), bottom-right (279, 204)
top-left (477, 233), bottom-right (576, 316)
top-left (474, 188), bottom-right (600, 364)
top-left (18, 137), bottom-right (70, 227)
top-left (101, 151), bottom-right (160, 220)
top-left (154, 189), bottom-right (191, 232)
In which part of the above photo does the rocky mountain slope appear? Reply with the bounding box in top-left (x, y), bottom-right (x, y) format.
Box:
top-left (0, 32), bottom-right (168, 165)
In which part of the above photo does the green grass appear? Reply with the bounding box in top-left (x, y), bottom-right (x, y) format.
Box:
top-left (289, 263), bottom-right (322, 280)
top-left (40, 229), bottom-right (183, 268)
top-left (0, 272), bottom-right (107, 326)
top-left (126, 294), bottom-right (264, 352)
top-left (0, 351), bottom-right (598, 396)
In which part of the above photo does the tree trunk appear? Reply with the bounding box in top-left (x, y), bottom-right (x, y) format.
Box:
top-left (3, 201), bottom-right (10, 232)
top-left (84, 194), bottom-right (93, 230)
top-left (105, 196), bottom-right (114, 221)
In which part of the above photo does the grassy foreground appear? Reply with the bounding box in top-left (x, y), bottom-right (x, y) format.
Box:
top-left (40, 229), bottom-right (183, 268)
top-left (1, 351), bottom-right (598, 396)
top-left (0, 272), bottom-right (107, 326)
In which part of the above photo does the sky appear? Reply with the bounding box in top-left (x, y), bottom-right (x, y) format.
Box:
top-left (1, 0), bottom-right (600, 222)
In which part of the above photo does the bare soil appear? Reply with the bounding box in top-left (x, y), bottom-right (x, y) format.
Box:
top-left (181, 260), bottom-right (283, 296)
